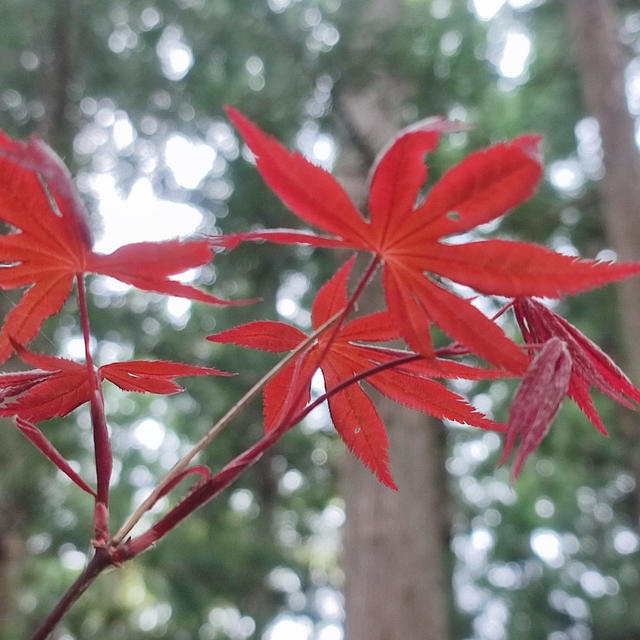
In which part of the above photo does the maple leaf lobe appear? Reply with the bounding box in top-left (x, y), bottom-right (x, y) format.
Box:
top-left (212, 256), bottom-right (504, 488)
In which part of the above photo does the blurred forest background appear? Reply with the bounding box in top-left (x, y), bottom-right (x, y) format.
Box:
top-left (1, 0), bottom-right (640, 638)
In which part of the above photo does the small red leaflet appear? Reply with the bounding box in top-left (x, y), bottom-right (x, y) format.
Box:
top-left (221, 108), bottom-right (640, 373)
top-left (0, 132), bottom-right (244, 364)
top-left (0, 344), bottom-right (91, 422)
top-left (209, 256), bottom-right (505, 489)
top-left (0, 342), bottom-right (230, 423)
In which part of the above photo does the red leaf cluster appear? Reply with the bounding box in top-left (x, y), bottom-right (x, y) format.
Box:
top-left (514, 297), bottom-right (640, 434)
top-left (213, 108), bottom-right (640, 481)
top-left (493, 298), bottom-right (640, 479)
top-left (2, 106), bottom-right (640, 505)
top-left (209, 257), bottom-right (505, 488)
top-left (0, 133), bottom-right (240, 364)
top-left (0, 343), bottom-right (90, 422)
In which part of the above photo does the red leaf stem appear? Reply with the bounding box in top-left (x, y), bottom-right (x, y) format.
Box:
top-left (276, 253), bottom-right (381, 430)
top-left (28, 548), bottom-right (112, 640)
top-left (15, 418), bottom-right (96, 497)
top-left (112, 425), bottom-right (283, 561)
top-left (77, 275), bottom-right (111, 544)
top-left (156, 465), bottom-right (212, 500)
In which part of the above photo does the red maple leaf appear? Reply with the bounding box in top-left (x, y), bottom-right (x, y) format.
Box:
top-left (209, 257), bottom-right (505, 488)
top-left (0, 342), bottom-right (230, 423)
top-left (221, 108), bottom-right (640, 373)
top-left (0, 132), bottom-right (242, 364)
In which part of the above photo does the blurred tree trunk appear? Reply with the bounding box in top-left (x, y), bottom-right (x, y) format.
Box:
top-left (335, 3), bottom-right (452, 639)
top-left (566, 0), bottom-right (640, 519)
top-left (340, 403), bottom-right (451, 640)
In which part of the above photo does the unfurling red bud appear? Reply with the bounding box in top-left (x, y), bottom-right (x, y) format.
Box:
top-left (499, 337), bottom-right (572, 480)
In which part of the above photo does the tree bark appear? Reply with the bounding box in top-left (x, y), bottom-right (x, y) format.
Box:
top-left (566, 0), bottom-right (640, 517)
top-left (334, 4), bottom-right (453, 635)
top-left (341, 410), bottom-right (451, 640)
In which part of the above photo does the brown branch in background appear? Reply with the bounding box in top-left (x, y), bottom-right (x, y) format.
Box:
top-left (40, 0), bottom-right (78, 152)
top-left (332, 94), bottom-right (378, 167)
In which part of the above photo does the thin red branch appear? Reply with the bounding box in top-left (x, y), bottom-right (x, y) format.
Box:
top-left (110, 307), bottom-right (345, 547)
top-left (112, 350), bottom-right (422, 560)
top-left (277, 253), bottom-right (381, 429)
top-left (76, 274), bottom-right (112, 544)
top-left (28, 548), bottom-right (112, 640)
top-left (290, 353), bottom-right (421, 425)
